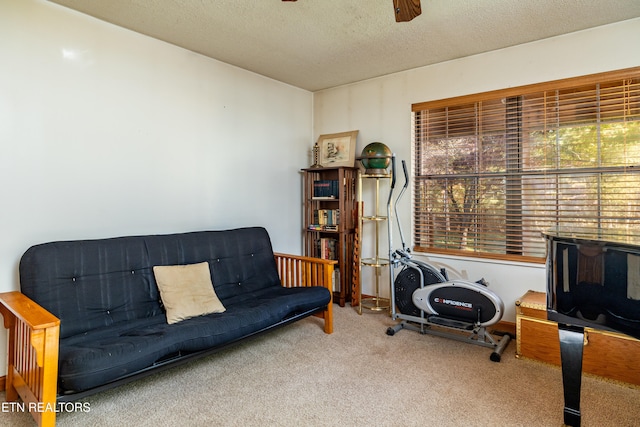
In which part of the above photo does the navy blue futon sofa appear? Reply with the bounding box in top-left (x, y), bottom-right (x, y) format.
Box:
top-left (0, 227), bottom-right (334, 427)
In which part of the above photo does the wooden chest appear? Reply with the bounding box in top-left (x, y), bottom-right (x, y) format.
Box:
top-left (516, 290), bottom-right (640, 386)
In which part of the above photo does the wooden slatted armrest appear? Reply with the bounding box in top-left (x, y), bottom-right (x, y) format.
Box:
top-left (274, 253), bottom-right (335, 334)
top-left (0, 291), bottom-right (60, 427)
top-left (0, 291), bottom-right (59, 331)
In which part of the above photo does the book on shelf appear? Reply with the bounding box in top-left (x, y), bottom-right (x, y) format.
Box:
top-left (315, 237), bottom-right (337, 261)
top-left (312, 209), bottom-right (340, 228)
top-left (332, 268), bottom-right (340, 292)
top-left (313, 180), bottom-right (339, 198)
top-left (308, 225), bottom-right (338, 231)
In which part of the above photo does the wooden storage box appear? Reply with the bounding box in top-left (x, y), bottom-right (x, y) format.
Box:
top-left (516, 290), bottom-right (640, 386)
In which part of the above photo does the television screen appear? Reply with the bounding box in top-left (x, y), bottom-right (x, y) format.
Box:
top-left (544, 230), bottom-right (640, 340)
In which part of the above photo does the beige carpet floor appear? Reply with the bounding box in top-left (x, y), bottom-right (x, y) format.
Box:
top-left (2, 306), bottom-right (639, 426)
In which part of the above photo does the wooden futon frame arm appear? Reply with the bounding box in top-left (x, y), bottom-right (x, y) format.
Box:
top-left (273, 252), bottom-right (335, 334)
top-left (0, 252), bottom-right (333, 426)
top-left (0, 291), bottom-right (60, 427)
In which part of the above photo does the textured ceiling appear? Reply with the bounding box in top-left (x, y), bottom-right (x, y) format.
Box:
top-left (48, 0), bottom-right (640, 91)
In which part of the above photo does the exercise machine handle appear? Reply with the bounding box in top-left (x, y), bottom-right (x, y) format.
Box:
top-left (394, 160), bottom-right (409, 251)
top-left (401, 159), bottom-right (408, 188)
top-left (391, 155), bottom-right (397, 189)
top-left (386, 154), bottom-right (397, 210)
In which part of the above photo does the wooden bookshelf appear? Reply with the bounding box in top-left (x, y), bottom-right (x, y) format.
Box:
top-left (302, 167), bottom-right (357, 307)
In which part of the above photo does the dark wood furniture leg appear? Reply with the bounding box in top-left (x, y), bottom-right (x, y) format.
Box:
top-left (558, 323), bottom-right (585, 427)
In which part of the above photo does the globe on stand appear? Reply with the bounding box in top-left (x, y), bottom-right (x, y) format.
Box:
top-left (359, 142), bottom-right (392, 175)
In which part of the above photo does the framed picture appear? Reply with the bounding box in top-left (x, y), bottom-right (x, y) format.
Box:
top-left (317, 130), bottom-right (358, 167)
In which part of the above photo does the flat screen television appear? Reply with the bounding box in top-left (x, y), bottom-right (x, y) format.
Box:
top-left (544, 230), bottom-right (640, 340)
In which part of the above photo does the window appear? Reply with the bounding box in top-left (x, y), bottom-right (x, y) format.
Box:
top-left (412, 67), bottom-right (640, 262)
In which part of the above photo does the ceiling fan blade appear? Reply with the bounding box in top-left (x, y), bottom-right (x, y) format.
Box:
top-left (394, 0), bottom-right (422, 22)
top-left (282, 0), bottom-right (421, 23)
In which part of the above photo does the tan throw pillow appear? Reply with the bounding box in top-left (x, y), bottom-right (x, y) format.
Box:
top-left (153, 261), bottom-right (226, 324)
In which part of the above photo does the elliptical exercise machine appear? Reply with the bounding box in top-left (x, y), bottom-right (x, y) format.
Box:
top-left (386, 160), bottom-right (511, 362)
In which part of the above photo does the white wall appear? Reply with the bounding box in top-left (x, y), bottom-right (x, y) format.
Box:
top-left (0, 0), bottom-right (313, 374)
top-left (314, 18), bottom-right (640, 323)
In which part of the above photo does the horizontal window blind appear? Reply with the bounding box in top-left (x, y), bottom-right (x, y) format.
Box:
top-left (412, 67), bottom-right (640, 262)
